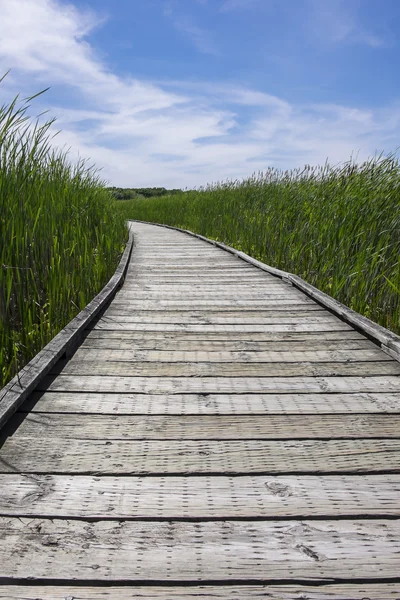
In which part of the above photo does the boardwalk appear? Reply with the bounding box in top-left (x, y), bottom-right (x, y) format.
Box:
top-left (0, 221), bottom-right (400, 598)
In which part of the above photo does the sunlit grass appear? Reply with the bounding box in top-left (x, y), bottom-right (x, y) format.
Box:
top-left (0, 83), bottom-right (127, 386)
top-left (117, 156), bottom-right (400, 334)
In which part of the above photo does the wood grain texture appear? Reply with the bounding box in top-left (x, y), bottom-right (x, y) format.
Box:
top-left (9, 413), bottom-right (400, 440)
top-left (39, 374), bottom-right (400, 394)
top-left (0, 517), bottom-right (399, 581)
top-left (1, 438), bottom-right (399, 474)
top-left (85, 329), bottom-right (365, 341)
top-left (1, 585), bottom-right (399, 599)
top-left (103, 308), bottom-right (328, 320)
top-left (80, 337), bottom-right (377, 352)
top-left (92, 321), bottom-right (354, 333)
top-left (51, 360), bottom-right (399, 378)
top-left (25, 391), bottom-right (400, 414)
top-left (71, 347), bottom-right (389, 363)
top-left (109, 299), bottom-right (318, 308)
top-left (1, 474), bottom-right (400, 518)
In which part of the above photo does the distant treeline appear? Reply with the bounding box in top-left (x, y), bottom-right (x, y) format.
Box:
top-left (108, 187), bottom-right (183, 200)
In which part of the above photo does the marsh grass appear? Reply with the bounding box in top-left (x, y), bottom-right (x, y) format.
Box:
top-left (117, 156), bottom-right (400, 334)
top-left (0, 84), bottom-right (126, 386)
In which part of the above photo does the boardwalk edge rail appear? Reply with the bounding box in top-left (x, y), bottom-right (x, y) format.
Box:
top-left (133, 220), bottom-right (400, 363)
top-left (0, 223), bottom-right (134, 429)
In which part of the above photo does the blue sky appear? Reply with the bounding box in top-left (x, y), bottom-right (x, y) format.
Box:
top-left (0, 0), bottom-right (399, 187)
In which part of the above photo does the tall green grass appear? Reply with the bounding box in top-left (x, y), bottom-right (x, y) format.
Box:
top-left (117, 157), bottom-right (400, 334)
top-left (0, 85), bottom-right (127, 387)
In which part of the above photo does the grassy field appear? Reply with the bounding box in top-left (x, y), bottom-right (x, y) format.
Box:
top-left (0, 88), bottom-right (127, 387)
top-left (116, 156), bottom-right (400, 335)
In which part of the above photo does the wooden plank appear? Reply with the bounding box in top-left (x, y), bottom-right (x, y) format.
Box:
top-left (124, 275), bottom-right (275, 281)
top-left (52, 360), bottom-right (399, 378)
top-left (1, 437), bottom-right (400, 474)
top-left (127, 262), bottom-right (250, 267)
top-left (126, 275), bottom-right (272, 281)
top-left (1, 474), bottom-right (400, 518)
top-left (85, 329), bottom-right (365, 341)
top-left (71, 348), bottom-right (389, 364)
top-left (39, 374), bottom-right (400, 394)
top-left (1, 584), bottom-right (399, 599)
top-left (109, 300), bottom-right (317, 308)
top-left (97, 315), bottom-right (342, 325)
top-left (9, 413), bottom-right (400, 440)
top-left (118, 289), bottom-right (303, 296)
top-left (116, 289), bottom-right (307, 297)
top-left (25, 391), bottom-right (400, 414)
top-left (81, 338), bottom-right (377, 352)
top-left (103, 312), bottom-right (327, 325)
top-left (121, 284), bottom-right (292, 290)
top-left (0, 518), bottom-right (399, 580)
top-left (92, 322), bottom-right (354, 332)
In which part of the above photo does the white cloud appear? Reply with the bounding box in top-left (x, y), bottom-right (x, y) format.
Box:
top-left (0, 0), bottom-right (397, 188)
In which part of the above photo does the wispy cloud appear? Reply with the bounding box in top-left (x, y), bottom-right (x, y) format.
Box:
top-left (0, 0), bottom-right (397, 188)
top-left (171, 15), bottom-right (220, 56)
top-left (308, 0), bottom-right (388, 48)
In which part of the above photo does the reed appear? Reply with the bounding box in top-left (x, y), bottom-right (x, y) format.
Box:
top-left (0, 84), bottom-right (126, 386)
top-left (117, 156), bottom-right (400, 334)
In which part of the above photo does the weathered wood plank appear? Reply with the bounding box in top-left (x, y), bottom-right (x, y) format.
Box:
top-left (127, 261), bottom-right (250, 267)
top-left (85, 329), bottom-right (365, 341)
top-left (1, 584), bottom-right (399, 599)
top-left (116, 286), bottom-right (306, 296)
top-left (0, 518), bottom-right (399, 580)
top-left (1, 438), bottom-right (399, 474)
top-left (110, 299), bottom-right (316, 308)
top-left (9, 413), bottom-right (400, 440)
top-left (39, 374), bottom-right (400, 394)
top-left (25, 391), bottom-right (400, 414)
top-left (1, 474), bottom-right (400, 518)
top-left (120, 284), bottom-right (294, 291)
top-left (0, 474), bottom-right (400, 516)
top-left (51, 360), bottom-right (400, 378)
top-left (130, 277), bottom-right (277, 284)
top-left (81, 338), bottom-right (376, 352)
top-left (118, 288), bottom-right (304, 296)
top-left (72, 347), bottom-right (389, 364)
top-left (104, 309), bottom-right (327, 321)
top-left (92, 322), bottom-right (354, 332)
top-left (126, 276), bottom-right (276, 282)
top-left (110, 301), bottom-right (322, 312)
top-left (97, 314), bottom-right (343, 325)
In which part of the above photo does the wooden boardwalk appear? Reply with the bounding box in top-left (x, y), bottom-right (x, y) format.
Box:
top-left (0, 221), bottom-right (400, 598)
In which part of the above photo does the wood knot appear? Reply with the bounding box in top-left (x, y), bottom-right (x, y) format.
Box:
top-left (295, 543), bottom-right (320, 561)
top-left (265, 481), bottom-right (293, 497)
